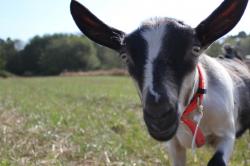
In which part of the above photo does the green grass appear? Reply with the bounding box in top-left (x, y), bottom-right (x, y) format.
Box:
top-left (0, 76), bottom-right (249, 166)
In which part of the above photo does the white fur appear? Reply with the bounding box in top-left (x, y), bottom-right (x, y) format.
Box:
top-left (167, 56), bottom-right (237, 165)
top-left (166, 137), bottom-right (186, 166)
top-left (201, 57), bottom-right (236, 163)
top-left (142, 25), bottom-right (166, 104)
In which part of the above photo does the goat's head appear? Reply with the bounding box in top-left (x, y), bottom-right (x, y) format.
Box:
top-left (70, 0), bottom-right (248, 141)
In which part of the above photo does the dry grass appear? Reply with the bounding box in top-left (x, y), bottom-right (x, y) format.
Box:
top-left (0, 108), bottom-right (82, 165)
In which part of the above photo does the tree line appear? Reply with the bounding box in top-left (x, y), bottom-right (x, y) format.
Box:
top-left (0, 34), bottom-right (122, 76)
top-left (206, 31), bottom-right (250, 58)
top-left (0, 32), bottom-right (250, 76)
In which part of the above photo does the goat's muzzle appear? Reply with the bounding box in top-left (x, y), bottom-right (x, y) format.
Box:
top-left (143, 106), bottom-right (179, 142)
top-left (143, 90), bottom-right (179, 141)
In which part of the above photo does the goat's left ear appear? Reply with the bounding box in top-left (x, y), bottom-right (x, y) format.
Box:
top-left (195, 0), bottom-right (248, 48)
top-left (70, 0), bottom-right (125, 51)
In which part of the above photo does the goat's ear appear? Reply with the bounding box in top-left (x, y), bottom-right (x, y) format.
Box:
top-left (70, 0), bottom-right (125, 51)
top-left (195, 0), bottom-right (248, 48)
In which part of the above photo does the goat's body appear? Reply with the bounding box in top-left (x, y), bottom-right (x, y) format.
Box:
top-left (199, 55), bottom-right (250, 141)
top-left (168, 55), bottom-right (250, 165)
top-left (217, 57), bottom-right (250, 137)
top-left (201, 56), bottom-right (250, 136)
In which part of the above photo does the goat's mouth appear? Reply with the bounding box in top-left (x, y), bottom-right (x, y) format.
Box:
top-left (143, 109), bottom-right (179, 142)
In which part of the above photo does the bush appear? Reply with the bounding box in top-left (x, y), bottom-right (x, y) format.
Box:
top-left (0, 70), bottom-right (14, 78)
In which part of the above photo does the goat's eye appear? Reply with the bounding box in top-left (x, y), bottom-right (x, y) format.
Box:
top-left (192, 46), bottom-right (201, 56)
top-left (120, 53), bottom-right (129, 64)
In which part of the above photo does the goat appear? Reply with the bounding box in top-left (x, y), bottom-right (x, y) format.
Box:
top-left (70, 0), bottom-right (250, 165)
top-left (221, 44), bottom-right (243, 60)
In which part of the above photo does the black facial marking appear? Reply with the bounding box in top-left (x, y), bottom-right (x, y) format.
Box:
top-left (152, 19), bottom-right (198, 93)
top-left (162, 21), bottom-right (196, 70)
top-left (124, 28), bottom-right (148, 91)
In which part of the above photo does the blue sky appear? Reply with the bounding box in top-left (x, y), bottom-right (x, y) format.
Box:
top-left (1, 0), bottom-right (250, 42)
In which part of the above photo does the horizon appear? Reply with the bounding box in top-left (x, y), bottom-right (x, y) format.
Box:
top-left (1, 0), bottom-right (250, 42)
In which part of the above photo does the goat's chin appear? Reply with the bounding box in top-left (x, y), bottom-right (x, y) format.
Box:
top-left (143, 109), bottom-right (179, 142)
top-left (147, 122), bottom-right (178, 142)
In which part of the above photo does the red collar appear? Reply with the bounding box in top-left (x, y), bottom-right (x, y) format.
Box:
top-left (180, 64), bottom-right (206, 148)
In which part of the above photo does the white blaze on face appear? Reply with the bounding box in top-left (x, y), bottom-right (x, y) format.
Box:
top-left (142, 25), bottom-right (166, 104)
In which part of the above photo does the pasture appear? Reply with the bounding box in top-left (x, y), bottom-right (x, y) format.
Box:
top-left (0, 76), bottom-right (249, 165)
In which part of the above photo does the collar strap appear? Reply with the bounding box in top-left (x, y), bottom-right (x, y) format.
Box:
top-left (197, 88), bottom-right (206, 95)
top-left (181, 64), bottom-right (206, 148)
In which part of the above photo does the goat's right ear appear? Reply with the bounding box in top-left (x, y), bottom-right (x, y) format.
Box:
top-left (70, 0), bottom-right (125, 51)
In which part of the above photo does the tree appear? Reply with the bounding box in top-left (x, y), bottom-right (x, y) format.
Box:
top-left (2, 38), bottom-right (20, 73)
top-left (237, 31), bottom-right (247, 39)
top-left (239, 36), bottom-right (250, 56)
top-left (39, 35), bottom-right (100, 75)
top-left (5, 51), bottom-right (23, 75)
top-left (21, 35), bottom-right (52, 75)
top-left (94, 43), bottom-right (123, 69)
top-left (5, 40), bottom-right (26, 74)
top-left (0, 39), bottom-right (5, 70)
top-left (206, 42), bottom-right (223, 57)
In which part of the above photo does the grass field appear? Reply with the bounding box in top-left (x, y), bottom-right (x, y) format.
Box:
top-left (0, 76), bottom-right (249, 166)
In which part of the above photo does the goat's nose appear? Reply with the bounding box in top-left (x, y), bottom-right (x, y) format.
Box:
top-left (145, 90), bottom-right (167, 107)
top-left (144, 91), bottom-right (170, 118)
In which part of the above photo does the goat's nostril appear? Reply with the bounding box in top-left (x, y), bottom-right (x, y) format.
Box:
top-left (145, 91), bottom-right (167, 107)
